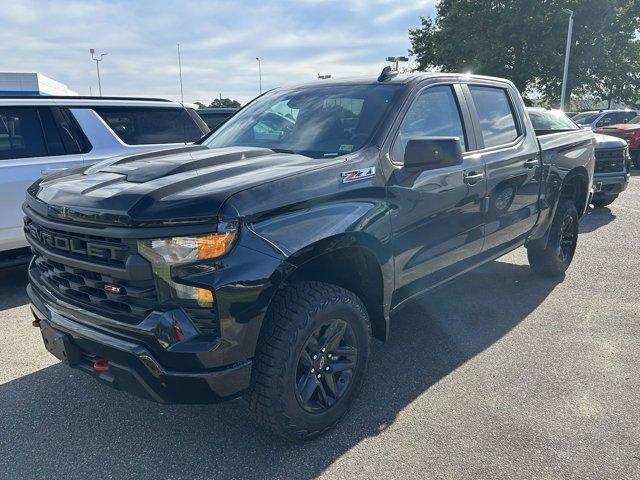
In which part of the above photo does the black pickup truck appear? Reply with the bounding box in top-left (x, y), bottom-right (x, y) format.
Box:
top-left (25, 71), bottom-right (594, 441)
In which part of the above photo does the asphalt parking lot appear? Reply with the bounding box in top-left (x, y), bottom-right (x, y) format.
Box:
top-left (1, 175), bottom-right (639, 480)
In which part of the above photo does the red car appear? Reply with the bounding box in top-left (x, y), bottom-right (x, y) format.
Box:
top-left (595, 116), bottom-right (640, 167)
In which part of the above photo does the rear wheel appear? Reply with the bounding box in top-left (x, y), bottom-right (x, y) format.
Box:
top-left (245, 281), bottom-right (371, 442)
top-left (592, 195), bottom-right (618, 208)
top-left (527, 199), bottom-right (578, 277)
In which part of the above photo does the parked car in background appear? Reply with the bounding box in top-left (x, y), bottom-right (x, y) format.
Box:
top-left (572, 109), bottom-right (639, 130)
top-left (26, 72), bottom-right (594, 441)
top-left (595, 114), bottom-right (640, 168)
top-left (564, 111), bottom-right (580, 118)
top-left (0, 96), bottom-right (209, 266)
top-left (196, 107), bottom-right (239, 130)
top-left (528, 108), bottom-right (630, 208)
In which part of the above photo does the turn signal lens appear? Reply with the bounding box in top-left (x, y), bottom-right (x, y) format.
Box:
top-left (196, 288), bottom-right (214, 305)
top-left (197, 232), bottom-right (236, 260)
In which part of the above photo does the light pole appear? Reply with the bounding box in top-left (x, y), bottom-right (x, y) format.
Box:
top-left (177, 43), bottom-right (184, 104)
top-left (256, 57), bottom-right (263, 94)
top-left (386, 56), bottom-right (408, 72)
top-left (90, 48), bottom-right (108, 97)
top-left (560, 9), bottom-right (574, 111)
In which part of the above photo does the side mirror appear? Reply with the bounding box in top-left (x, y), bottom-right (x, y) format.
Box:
top-left (403, 137), bottom-right (463, 171)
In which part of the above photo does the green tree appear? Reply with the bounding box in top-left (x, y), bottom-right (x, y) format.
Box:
top-left (210, 98), bottom-right (241, 108)
top-left (409, 0), bottom-right (640, 106)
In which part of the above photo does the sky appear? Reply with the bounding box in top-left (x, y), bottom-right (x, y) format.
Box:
top-left (0, 0), bottom-right (437, 104)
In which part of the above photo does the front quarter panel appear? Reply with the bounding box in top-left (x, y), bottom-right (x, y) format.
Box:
top-left (219, 147), bottom-right (394, 312)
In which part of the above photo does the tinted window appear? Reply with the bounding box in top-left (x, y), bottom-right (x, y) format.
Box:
top-left (203, 84), bottom-right (403, 159)
top-left (95, 107), bottom-right (205, 145)
top-left (573, 112), bottom-right (600, 125)
top-left (527, 109), bottom-right (578, 132)
top-left (0, 107), bottom-right (47, 160)
top-left (199, 112), bottom-right (234, 130)
top-left (596, 113), bottom-right (615, 127)
top-left (51, 107), bottom-right (91, 154)
top-left (469, 86), bottom-right (520, 148)
top-left (619, 112), bottom-right (637, 123)
top-left (392, 85), bottom-right (466, 162)
top-left (38, 108), bottom-right (66, 156)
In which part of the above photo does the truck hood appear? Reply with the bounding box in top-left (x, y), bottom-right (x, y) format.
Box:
top-left (31, 145), bottom-right (323, 226)
top-left (593, 133), bottom-right (628, 149)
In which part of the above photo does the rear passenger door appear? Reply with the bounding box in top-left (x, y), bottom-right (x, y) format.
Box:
top-left (462, 83), bottom-right (541, 253)
top-left (0, 106), bottom-right (88, 250)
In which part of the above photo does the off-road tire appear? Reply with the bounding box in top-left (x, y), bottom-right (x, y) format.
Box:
top-left (592, 195), bottom-right (618, 208)
top-left (244, 281), bottom-right (371, 442)
top-left (527, 199), bottom-right (579, 277)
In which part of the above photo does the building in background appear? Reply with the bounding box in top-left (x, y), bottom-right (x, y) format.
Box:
top-left (0, 73), bottom-right (77, 96)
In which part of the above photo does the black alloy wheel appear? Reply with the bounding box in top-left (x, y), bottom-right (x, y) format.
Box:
top-left (295, 319), bottom-right (358, 414)
top-left (557, 214), bottom-right (577, 264)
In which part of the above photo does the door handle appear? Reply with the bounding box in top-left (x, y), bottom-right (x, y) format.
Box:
top-left (463, 171), bottom-right (484, 184)
top-left (524, 158), bottom-right (538, 169)
top-left (41, 167), bottom-right (68, 175)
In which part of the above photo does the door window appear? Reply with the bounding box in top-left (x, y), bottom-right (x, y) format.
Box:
top-left (0, 107), bottom-right (47, 160)
top-left (38, 108), bottom-right (66, 156)
top-left (469, 86), bottom-right (520, 148)
top-left (51, 108), bottom-right (92, 154)
top-left (94, 107), bottom-right (206, 145)
top-left (596, 113), bottom-right (615, 127)
top-left (392, 85), bottom-right (467, 162)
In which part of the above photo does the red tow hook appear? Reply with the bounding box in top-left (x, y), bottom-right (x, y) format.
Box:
top-left (30, 308), bottom-right (41, 327)
top-left (93, 358), bottom-right (110, 373)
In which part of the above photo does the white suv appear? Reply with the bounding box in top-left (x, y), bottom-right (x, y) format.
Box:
top-left (0, 96), bottom-right (209, 265)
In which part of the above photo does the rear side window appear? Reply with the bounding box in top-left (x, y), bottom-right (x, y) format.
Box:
top-left (51, 107), bottom-right (92, 154)
top-left (199, 113), bottom-right (233, 130)
top-left (469, 86), bottom-right (520, 148)
top-left (94, 107), bottom-right (206, 145)
top-left (0, 107), bottom-right (47, 160)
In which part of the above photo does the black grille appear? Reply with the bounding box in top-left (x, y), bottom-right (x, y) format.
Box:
top-left (24, 218), bottom-right (128, 267)
top-left (33, 255), bottom-right (157, 321)
top-left (595, 148), bottom-right (625, 173)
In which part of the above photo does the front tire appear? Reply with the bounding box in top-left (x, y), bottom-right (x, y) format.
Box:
top-left (245, 281), bottom-right (371, 442)
top-left (527, 199), bottom-right (579, 277)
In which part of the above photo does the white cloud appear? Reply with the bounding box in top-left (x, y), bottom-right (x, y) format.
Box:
top-left (0, 0), bottom-right (437, 104)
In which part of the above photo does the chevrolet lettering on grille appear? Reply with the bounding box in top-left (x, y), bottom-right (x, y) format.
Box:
top-left (26, 222), bottom-right (125, 261)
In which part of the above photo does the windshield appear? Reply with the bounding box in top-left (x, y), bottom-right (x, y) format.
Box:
top-left (528, 109), bottom-right (578, 131)
top-left (629, 115), bottom-right (640, 124)
top-left (572, 112), bottom-right (600, 125)
top-left (203, 84), bottom-right (403, 158)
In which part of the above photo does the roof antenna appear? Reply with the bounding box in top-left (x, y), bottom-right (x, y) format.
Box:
top-left (378, 66), bottom-right (397, 82)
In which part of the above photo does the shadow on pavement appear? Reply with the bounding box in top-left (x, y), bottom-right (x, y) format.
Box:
top-left (579, 206), bottom-right (616, 234)
top-left (0, 265), bottom-right (29, 310)
top-left (0, 259), bottom-right (560, 479)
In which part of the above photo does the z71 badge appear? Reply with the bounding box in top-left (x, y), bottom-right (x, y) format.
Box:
top-left (341, 166), bottom-right (376, 183)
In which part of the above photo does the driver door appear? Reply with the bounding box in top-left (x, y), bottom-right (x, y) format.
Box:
top-left (387, 84), bottom-right (487, 305)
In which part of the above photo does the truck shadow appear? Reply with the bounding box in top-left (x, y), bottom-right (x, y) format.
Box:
top-left (0, 258), bottom-right (560, 479)
top-left (0, 265), bottom-right (29, 310)
top-left (579, 206), bottom-right (616, 234)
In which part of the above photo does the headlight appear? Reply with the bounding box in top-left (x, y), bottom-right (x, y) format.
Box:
top-left (138, 230), bottom-right (237, 307)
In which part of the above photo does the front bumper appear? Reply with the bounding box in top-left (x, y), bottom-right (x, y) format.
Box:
top-left (28, 283), bottom-right (252, 404)
top-left (593, 173), bottom-right (629, 196)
